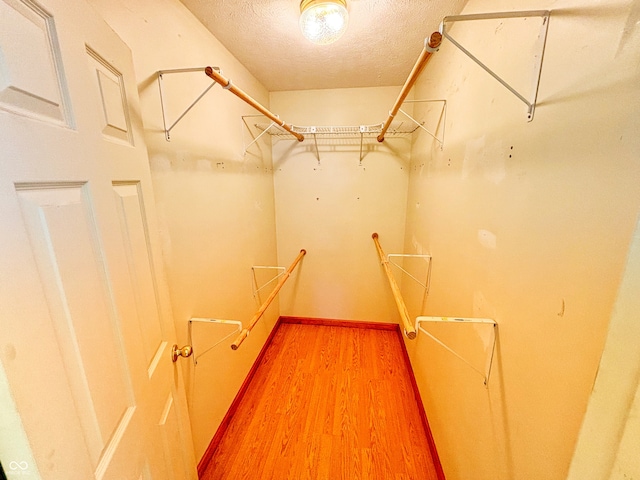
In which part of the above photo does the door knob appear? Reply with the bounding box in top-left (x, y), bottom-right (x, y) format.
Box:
top-left (171, 344), bottom-right (193, 362)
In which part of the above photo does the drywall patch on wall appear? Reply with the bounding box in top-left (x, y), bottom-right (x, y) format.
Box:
top-left (149, 154), bottom-right (171, 172)
top-left (478, 229), bottom-right (497, 250)
top-left (412, 234), bottom-right (426, 256)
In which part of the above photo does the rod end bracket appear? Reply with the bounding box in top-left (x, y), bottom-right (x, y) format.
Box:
top-left (425, 31), bottom-right (443, 52)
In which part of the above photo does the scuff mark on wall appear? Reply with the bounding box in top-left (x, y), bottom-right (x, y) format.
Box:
top-left (558, 298), bottom-right (565, 317)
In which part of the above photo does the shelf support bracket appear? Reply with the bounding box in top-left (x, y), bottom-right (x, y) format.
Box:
top-left (398, 99), bottom-right (446, 149)
top-left (359, 125), bottom-right (366, 165)
top-left (157, 67), bottom-right (219, 141)
top-left (440, 10), bottom-right (550, 122)
top-left (416, 316), bottom-right (498, 387)
top-left (187, 317), bottom-right (243, 365)
top-left (387, 253), bottom-right (432, 293)
top-left (310, 127), bottom-right (320, 165)
top-left (251, 265), bottom-right (286, 300)
top-left (241, 115), bottom-right (277, 155)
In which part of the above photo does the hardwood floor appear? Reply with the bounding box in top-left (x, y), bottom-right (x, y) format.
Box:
top-left (200, 321), bottom-right (442, 480)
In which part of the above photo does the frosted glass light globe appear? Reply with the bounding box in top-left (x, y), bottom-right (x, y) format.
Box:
top-left (300, 0), bottom-right (348, 45)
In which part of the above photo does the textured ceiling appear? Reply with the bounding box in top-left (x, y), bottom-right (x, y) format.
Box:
top-left (179, 0), bottom-right (468, 91)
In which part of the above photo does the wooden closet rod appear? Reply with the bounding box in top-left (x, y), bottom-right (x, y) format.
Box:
top-left (372, 233), bottom-right (417, 339)
top-left (231, 249), bottom-right (307, 350)
top-left (377, 32), bottom-right (442, 143)
top-left (205, 66), bottom-right (305, 142)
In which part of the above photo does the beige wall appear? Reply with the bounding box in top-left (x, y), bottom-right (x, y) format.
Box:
top-left (88, 0), bottom-right (280, 461)
top-left (402, 1), bottom-right (640, 479)
top-left (270, 87), bottom-right (412, 322)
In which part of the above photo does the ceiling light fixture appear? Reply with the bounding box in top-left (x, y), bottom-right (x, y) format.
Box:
top-left (299, 0), bottom-right (348, 45)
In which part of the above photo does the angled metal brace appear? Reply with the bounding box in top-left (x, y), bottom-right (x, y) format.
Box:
top-left (241, 114), bottom-right (277, 155)
top-left (399, 99), bottom-right (447, 149)
top-left (187, 317), bottom-right (243, 365)
top-left (251, 265), bottom-right (286, 300)
top-left (416, 316), bottom-right (497, 387)
top-left (310, 127), bottom-right (320, 165)
top-left (440, 10), bottom-right (550, 121)
top-left (157, 67), bottom-right (219, 141)
top-left (387, 253), bottom-right (432, 292)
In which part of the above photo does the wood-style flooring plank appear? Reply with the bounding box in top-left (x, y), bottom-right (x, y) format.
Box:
top-left (200, 323), bottom-right (441, 480)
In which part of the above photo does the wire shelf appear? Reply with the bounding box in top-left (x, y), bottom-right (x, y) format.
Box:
top-left (254, 121), bottom-right (420, 138)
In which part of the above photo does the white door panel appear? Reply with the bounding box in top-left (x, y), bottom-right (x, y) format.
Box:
top-left (0, 0), bottom-right (196, 478)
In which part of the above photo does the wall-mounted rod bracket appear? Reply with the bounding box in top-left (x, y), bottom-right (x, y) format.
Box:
top-left (241, 115), bottom-right (277, 156)
top-left (232, 249), bottom-right (307, 350)
top-left (378, 31), bottom-right (443, 142)
top-left (415, 316), bottom-right (497, 386)
top-left (187, 317), bottom-right (243, 365)
top-left (440, 10), bottom-right (550, 122)
top-left (157, 67), bottom-right (219, 141)
top-left (251, 265), bottom-right (286, 300)
top-left (310, 127), bottom-right (320, 165)
top-left (387, 253), bottom-right (432, 292)
top-left (398, 99), bottom-right (447, 149)
top-left (205, 67), bottom-right (304, 142)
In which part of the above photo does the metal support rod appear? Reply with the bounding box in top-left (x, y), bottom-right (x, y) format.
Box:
top-left (243, 120), bottom-right (276, 155)
top-left (359, 125), bottom-right (366, 165)
top-left (157, 67), bottom-right (218, 141)
top-left (371, 233), bottom-right (417, 339)
top-left (439, 10), bottom-right (550, 121)
top-left (165, 81), bottom-right (217, 138)
top-left (311, 128), bottom-right (320, 164)
top-left (187, 318), bottom-right (243, 365)
top-left (251, 266), bottom-right (286, 298)
top-left (387, 253), bottom-right (432, 291)
top-left (205, 67), bottom-right (304, 142)
top-left (398, 108), bottom-right (442, 146)
top-left (377, 31), bottom-right (442, 142)
top-left (231, 249), bottom-right (307, 350)
top-left (415, 316), bottom-right (497, 386)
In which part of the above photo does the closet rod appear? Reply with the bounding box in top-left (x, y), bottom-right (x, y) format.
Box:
top-left (372, 233), bottom-right (417, 339)
top-left (205, 67), bottom-right (304, 142)
top-left (377, 31), bottom-right (442, 143)
top-left (231, 249), bottom-right (307, 350)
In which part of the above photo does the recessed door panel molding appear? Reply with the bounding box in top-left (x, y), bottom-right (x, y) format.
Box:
top-left (157, 393), bottom-right (190, 480)
top-left (87, 46), bottom-right (132, 144)
top-left (15, 182), bottom-right (135, 467)
top-left (94, 405), bottom-right (141, 480)
top-left (0, 0), bottom-right (72, 125)
top-left (112, 182), bottom-right (164, 373)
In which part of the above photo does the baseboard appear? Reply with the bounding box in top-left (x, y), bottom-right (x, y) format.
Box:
top-left (280, 315), bottom-right (398, 330)
top-left (395, 328), bottom-right (446, 480)
top-left (197, 316), bottom-right (283, 477)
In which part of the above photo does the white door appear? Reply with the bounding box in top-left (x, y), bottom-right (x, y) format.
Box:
top-left (0, 0), bottom-right (197, 478)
